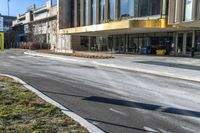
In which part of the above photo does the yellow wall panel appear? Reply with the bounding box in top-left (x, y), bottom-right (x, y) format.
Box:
top-left (0, 32), bottom-right (4, 51)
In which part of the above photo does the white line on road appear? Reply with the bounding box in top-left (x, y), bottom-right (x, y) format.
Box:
top-left (143, 126), bottom-right (159, 133)
top-left (109, 108), bottom-right (127, 116)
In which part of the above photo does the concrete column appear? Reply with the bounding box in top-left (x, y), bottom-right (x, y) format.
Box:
top-left (183, 33), bottom-right (187, 55)
top-left (96, 0), bottom-right (100, 24)
top-left (192, 0), bottom-right (197, 20)
top-left (105, 0), bottom-right (109, 21)
top-left (175, 33), bottom-right (178, 55)
top-left (80, 0), bottom-right (85, 26)
top-left (115, 0), bottom-right (119, 20)
top-left (192, 31), bottom-right (195, 48)
top-left (161, 0), bottom-right (168, 18)
top-left (168, 0), bottom-right (176, 24)
top-left (126, 35), bottom-right (128, 53)
top-left (88, 0), bottom-right (92, 25)
top-left (174, 0), bottom-right (183, 23)
top-left (88, 36), bottom-right (91, 51)
top-left (113, 36), bottom-right (116, 53)
top-left (74, 0), bottom-right (78, 27)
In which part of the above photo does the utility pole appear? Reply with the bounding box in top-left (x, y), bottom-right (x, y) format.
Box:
top-left (7, 0), bottom-right (10, 16)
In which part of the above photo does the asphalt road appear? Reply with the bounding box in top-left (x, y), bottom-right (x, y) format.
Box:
top-left (1, 49), bottom-right (200, 133)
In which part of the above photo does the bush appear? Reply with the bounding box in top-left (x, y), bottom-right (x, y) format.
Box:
top-left (19, 42), bottom-right (50, 50)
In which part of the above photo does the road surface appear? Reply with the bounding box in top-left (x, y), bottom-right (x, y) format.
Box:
top-left (0, 49), bottom-right (200, 133)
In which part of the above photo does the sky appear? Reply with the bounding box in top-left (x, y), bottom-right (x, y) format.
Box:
top-left (0, 0), bottom-right (57, 16)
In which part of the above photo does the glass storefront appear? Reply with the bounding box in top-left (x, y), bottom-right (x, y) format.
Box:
top-left (186, 33), bottom-right (193, 54)
top-left (87, 32), bottom-right (175, 55)
top-left (77, 31), bottom-right (200, 57)
top-left (195, 31), bottom-right (200, 55)
top-left (177, 33), bottom-right (184, 54)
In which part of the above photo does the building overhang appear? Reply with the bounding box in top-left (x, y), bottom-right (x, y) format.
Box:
top-left (59, 19), bottom-right (179, 36)
top-left (33, 6), bottom-right (49, 14)
top-left (177, 20), bottom-right (200, 28)
top-left (30, 15), bottom-right (57, 24)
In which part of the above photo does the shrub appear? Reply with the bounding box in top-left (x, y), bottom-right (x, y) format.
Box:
top-left (19, 42), bottom-right (50, 50)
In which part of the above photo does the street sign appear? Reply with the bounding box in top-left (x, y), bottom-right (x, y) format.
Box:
top-left (0, 16), bottom-right (3, 32)
top-left (0, 32), bottom-right (4, 51)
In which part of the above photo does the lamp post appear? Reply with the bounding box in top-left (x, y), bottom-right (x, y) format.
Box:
top-left (8, 0), bottom-right (10, 16)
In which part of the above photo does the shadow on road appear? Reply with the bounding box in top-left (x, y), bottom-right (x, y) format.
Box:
top-left (85, 118), bottom-right (150, 133)
top-left (41, 90), bottom-right (200, 118)
top-left (84, 96), bottom-right (200, 118)
top-left (136, 61), bottom-right (200, 71)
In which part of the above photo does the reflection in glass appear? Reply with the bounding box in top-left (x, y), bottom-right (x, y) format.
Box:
top-left (109, 0), bottom-right (115, 21)
top-left (184, 0), bottom-right (193, 21)
top-left (119, 0), bottom-right (161, 18)
top-left (100, 0), bottom-right (105, 23)
top-left (92, 0), bottom-right (96, 24)
top-left (85, 0), bottom-right (89, 25)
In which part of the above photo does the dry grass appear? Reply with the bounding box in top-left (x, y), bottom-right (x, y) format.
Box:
top-left (36, 50), bottom-right (114, 59)
top-left (0, 76), bottom-right (89, 133)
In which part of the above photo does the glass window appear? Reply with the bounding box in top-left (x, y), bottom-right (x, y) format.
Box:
top-left (197, 0), bottom-right (200, 20)
top-left (149, 0), bottom-right (161, 15)
top-left (100, 0), bottom-right (105, 23)
top-left (195, 31), bottom-right (200, 52)
top-left (92, 0), bottom-right (96, 24)
top-left (85, 0), bottom-right (89, 25)
top-left (184, 0), bottom-right (193, 21)
top-left (138, 0), bottom-right (148, 17)
top-left (109, 0), bottom-right (115, 21)
top-left (77, 0), bottom-right (81, 26)
top-left (119, 0), bottom-right (129, 18)
top-left (138, 0), bottom-right (160, 17)
top-left (119, 0), bottom-right (161, 18)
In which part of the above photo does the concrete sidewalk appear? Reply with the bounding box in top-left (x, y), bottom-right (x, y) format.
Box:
top-left (24, 50), bottom-right (200, 82)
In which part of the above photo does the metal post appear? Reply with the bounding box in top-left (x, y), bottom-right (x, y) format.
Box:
top-left (8, 0), bottom-right (10, 16)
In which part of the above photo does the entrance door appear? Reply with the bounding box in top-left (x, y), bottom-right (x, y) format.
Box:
top-left (186, 32), bottom-right (193, 55)
top-left (115, 35), bottom-right (126, 53)
top-left (177, 33), bottom-right (184, 54)
top-left (128, 36), bottom-right (137, 53)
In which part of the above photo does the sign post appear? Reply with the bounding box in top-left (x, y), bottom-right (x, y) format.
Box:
top-left (0, 32), bottom-right (4, 51)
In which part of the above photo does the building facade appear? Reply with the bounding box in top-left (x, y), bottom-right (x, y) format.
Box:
top-left (57, 0), bottom-right (200, 57)
top-left (12, 0), bottom-right (58, 50)
top-left (168, 0), bottom-right (200, 56)
top-left (0, 14), bottom-right (16, 48)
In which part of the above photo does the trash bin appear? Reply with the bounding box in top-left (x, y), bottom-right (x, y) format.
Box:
top-left (156, 49), bottom-right (166, 56)
top-left (143, 47), bottom-right (148, 55)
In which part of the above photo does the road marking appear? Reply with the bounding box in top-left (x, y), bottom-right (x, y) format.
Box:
top-left (143, 126), bottom-right (159, 133)
top-left (181, 126), bottom-right (197, 133)
top-left (158, 128), bottom-right (172, 133)
top-left (109, 108), bottom-right (127, 116)
top-left (8, 56), bottom-right (15, 59)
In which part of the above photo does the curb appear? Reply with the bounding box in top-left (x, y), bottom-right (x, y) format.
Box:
top-left (92, 62), bottom-right (200, 83)
top-left (24, 51), bottom-right (86, 63)
top-left (0, 74), bottom-right (105, 133)
top-left (24, 51), bottom-right (200, 83)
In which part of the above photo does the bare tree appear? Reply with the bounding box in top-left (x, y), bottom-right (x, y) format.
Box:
top-left (51, 19), bottom-right (58, 52)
